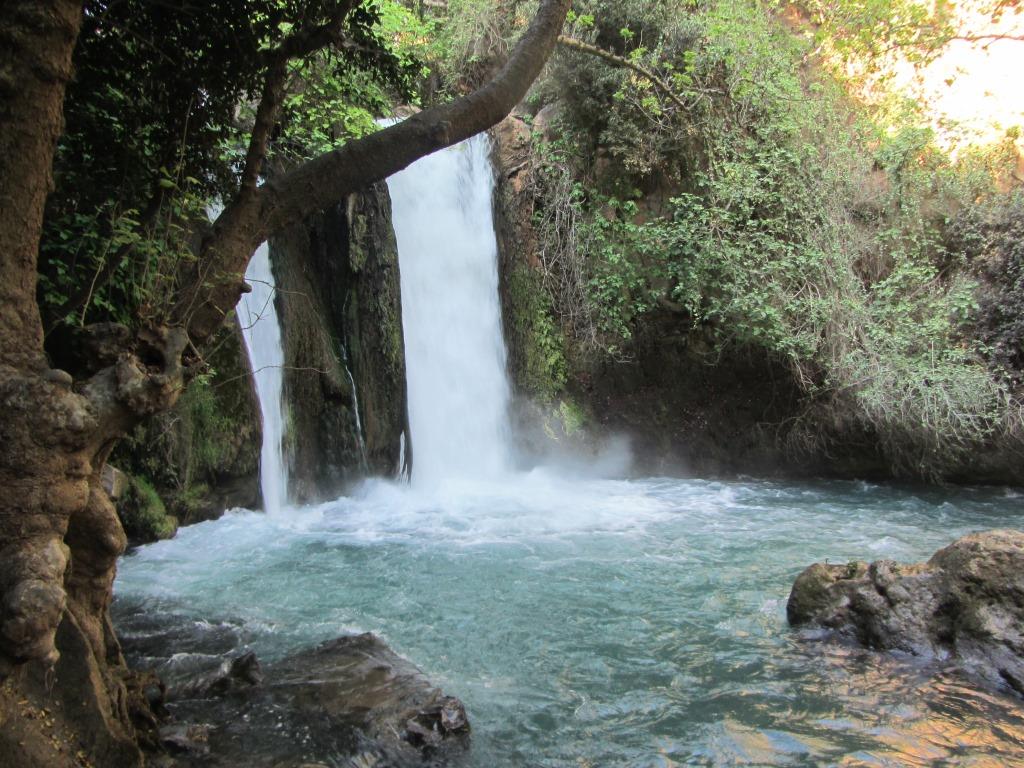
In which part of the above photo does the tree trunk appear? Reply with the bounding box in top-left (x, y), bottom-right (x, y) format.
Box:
top-left (0, 0), bottom-right (85, 670)
top-left (0, 3), bottom-right (178, 764)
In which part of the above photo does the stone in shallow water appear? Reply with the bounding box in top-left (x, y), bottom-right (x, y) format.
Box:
top-left (160, 723), bottom-right (211, 756)
top-left (788, 529), bottom-right (1024, 696)
top-left (163, 633), bottom-right (469, 767)
top-left (168, 651), bottom-right (262, 701)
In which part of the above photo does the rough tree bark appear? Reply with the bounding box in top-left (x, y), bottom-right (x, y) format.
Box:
top-left (0, 1), bottom-right (164, 763)
top-left (0, 0), bottom-right (84, 665)
top-left (0, 1), bottom-right (571, 764)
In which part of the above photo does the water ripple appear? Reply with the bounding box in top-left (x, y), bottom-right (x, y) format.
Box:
top-left (115, 476), bottom-right (1024, 766)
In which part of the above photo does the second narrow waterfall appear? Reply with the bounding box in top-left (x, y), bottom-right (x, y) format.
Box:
top-left (237, 243), bottom-right (289, 514)
top-left (387, 134), bottom-right (512, 485)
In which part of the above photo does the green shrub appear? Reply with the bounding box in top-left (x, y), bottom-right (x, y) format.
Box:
top-left (525, 0), bottom-right (1023, 478)
top-left (952, 190), bottom-right (1024, 386)
top-left (508, 263), bottom-right (570, 399)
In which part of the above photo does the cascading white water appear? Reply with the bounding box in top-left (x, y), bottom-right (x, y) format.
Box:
top-left (237, 243), bottom-right (289, 514)
top-left (387, 134), bottom-right (512, 486)
top-left (340, 343), bottom-right (368, 471)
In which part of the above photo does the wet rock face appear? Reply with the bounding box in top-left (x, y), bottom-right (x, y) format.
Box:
top-left (155, 634), bottom-right (469, 767)
top-left (788, 529), bottom-right (1024, 695)
top-left (259, 634), bottom-right (469, 755)
top-left (166, 651), bottom-right (262, 702)
top-left (270, 184), bottom-right (409, 503)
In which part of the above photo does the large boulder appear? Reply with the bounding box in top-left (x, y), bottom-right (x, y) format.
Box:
top-left (788, 529), bottom-right (1024, 695)
top-left (156, 633), bottom-right (469, 767)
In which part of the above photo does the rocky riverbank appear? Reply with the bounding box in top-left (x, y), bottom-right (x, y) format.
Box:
top-left (119, 592), bottom-right (471, 767)
top-left (788, 529), bottom-right (1024, 696)
top-left (2, 617), bottom-right (468, 768)
top-left (118, 610), bottom-right (470, 768)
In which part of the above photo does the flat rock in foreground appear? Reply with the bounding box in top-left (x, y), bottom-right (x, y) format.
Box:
top-left (787, 529), bottom-right (1024, 696)
top-left (162, 633), bottom-right (469, 767)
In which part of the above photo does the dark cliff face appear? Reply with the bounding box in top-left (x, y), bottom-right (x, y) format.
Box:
top-left (270, 183), bottom-right (408, 503)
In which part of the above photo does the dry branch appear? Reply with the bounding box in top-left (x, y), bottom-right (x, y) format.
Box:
top-left (556, 34), bottom-right (688, 111)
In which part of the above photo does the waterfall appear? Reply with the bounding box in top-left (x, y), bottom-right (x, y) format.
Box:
top-left (397, 431), bottom-right (408, 480)
top-left (237, 242), bottom-right (289, 514)
top-left (387, 134), bottom-right (512, 486)
top-left (340, 343), bottom-right (368, 471)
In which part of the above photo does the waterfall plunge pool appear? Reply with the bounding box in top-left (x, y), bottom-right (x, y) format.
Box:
top-left (114, 474), bottom-right (1024, 766)
top-left (131, 135), bottom-right (1024, 765)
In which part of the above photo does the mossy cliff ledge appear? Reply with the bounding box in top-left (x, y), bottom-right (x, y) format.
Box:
top-left (111, 320), bottom-right (261, 541)
top-left (270, 182), bottom-right (409, 503)
top-left (490, 111), bottom-right (616, 466)
top-left (788, 529), bottom-right (1024, 697)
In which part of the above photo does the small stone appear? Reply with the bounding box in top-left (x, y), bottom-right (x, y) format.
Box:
top-left (42, 369), bottom-right (73, 389)
top-left (439, 696), bottom-right (469, 733)
top-left (159, 723), bottom-right (211, 755)
top-left (100, 465), bottom-right (128, 499)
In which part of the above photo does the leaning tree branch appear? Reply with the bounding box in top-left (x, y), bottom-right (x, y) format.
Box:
top-left (177, 0), bottom-right (572, 345)
top-left (239, 1), bottom-right (358, 191)
top-left (948, 32), bottom-right (1024, 44)
top-left (556, 35), bottom-right (689, 112)
top-left (260, 0), bottom-right (573, 233)
top-left (239, 59), bottom-right (292, 192)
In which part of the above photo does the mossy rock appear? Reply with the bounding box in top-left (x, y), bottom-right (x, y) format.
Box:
top-left (506, 263), bottom-right (569, 400)
top-left (110, 318), bottom-right (260, 526)
top-left (117, 475), bottom-right (178, 545)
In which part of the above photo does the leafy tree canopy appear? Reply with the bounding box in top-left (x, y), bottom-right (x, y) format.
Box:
top-left (41, 0), bottom-right (429, 329)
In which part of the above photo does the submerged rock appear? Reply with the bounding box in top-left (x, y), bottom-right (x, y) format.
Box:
top-left (159, 723), bottom-right (212, 756)
top-left (788, 529), bottom-right (1024, 695)
top-left (161, 633), bottom-right (469, 767)
top-left (167, 651), bottom-right (262, 701)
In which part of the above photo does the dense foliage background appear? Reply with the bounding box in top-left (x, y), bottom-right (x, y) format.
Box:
top-left (40, 0), bottom-right (430, 332)
top-left (448, 0), bottom-right (1023, 479)
top-left (41, 0), bottom-right (1024, 482)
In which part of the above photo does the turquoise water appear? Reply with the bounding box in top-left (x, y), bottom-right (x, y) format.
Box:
top-left (114, 474), bottom-right (1024, 766)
